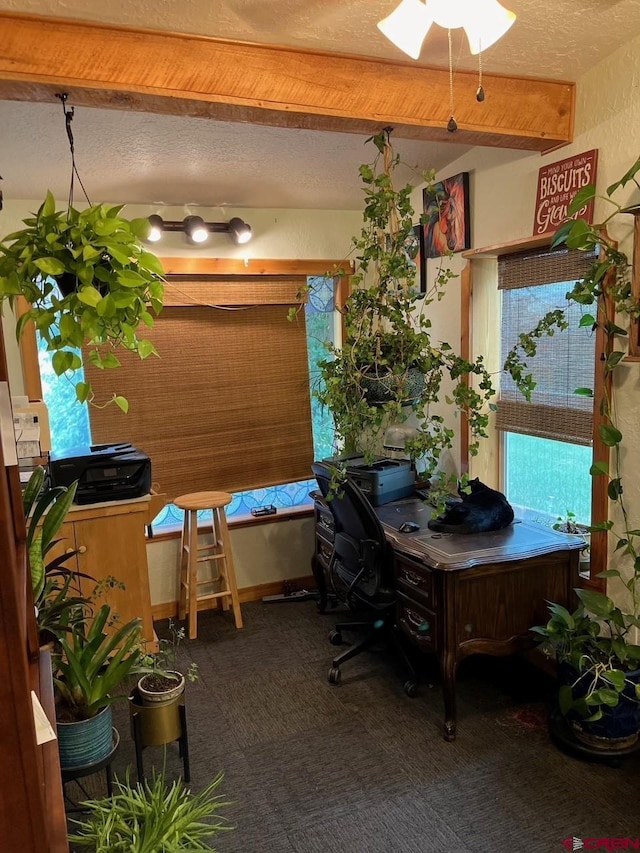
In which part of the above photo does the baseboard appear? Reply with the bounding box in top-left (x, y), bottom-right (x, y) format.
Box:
top-left (151, 574), bottom-right (316, 621)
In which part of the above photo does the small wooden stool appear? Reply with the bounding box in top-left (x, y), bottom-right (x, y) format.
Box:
top-left (175, 491), bottom-right (243, 639)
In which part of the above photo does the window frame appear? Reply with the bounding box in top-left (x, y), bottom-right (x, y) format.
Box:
top-left (17, 257), bottom-right (352, 533)
top-left (462, 235), bottom-right (610, 592)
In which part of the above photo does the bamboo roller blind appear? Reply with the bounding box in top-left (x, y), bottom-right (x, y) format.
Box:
top-left (497, 246), bottom-right (597, 445)
top-left (85, 277), bottom-right (314, 500)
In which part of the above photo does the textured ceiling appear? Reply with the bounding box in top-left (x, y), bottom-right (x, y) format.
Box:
top-left (1, 0), bottom-right (639, 209)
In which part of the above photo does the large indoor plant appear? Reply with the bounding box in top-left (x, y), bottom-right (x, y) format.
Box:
top-left (315, 130), bottom-right (494, 481)
top-left (507, 156), bottom-right (640, 748)
top-left (0, 191), bottom-right (165, 409)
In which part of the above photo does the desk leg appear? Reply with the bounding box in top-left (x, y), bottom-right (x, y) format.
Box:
top-left (440, 650), bottom-right (458, 742)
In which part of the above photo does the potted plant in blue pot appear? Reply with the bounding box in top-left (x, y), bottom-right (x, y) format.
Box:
top-left (53, 603), bottom-right (146, 769)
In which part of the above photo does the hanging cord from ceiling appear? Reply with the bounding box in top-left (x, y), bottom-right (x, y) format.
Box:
top-left (447, 29), bottom-right (457, 133)
top-left (55, 92), bottom-right (92, 213)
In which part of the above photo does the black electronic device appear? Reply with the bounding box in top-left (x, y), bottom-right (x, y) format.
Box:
top-left (323, 453), bottom-right (415, 506)
top-left (399, 521), bottom-right (420, 533)
top-left (49, 443), bottom-right (151, 504)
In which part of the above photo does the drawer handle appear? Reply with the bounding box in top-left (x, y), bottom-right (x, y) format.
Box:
top-left (406, 608), bottom-right (430, 634)
top-left (65, 547), bottom-right (75, 555)
top-left (403, 570), bottom-right (424, 586)
top-left (77, 545), bottom-right (87, 554)
top-left (319, 517), bottom-right (333, 531)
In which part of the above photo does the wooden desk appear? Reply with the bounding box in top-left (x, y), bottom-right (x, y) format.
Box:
top-left (312, 494), bottom-right (582, 741)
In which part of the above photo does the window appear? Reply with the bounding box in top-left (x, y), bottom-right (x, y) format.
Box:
top-left (37, 273), bottom-right (338, 527)
top-left (497, 246), bottom-right (597, 527)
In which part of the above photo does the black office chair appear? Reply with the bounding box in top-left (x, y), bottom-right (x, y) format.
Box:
top-left (311, 462), bottom-right (418, 696)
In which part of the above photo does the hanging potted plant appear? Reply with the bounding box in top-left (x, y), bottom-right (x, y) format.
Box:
top-left (0, 192), bottom-right (164, 408)
top-left (0, 96), bottom-right (164, 409)
top-left (506, 156), bottom-right (640, 750)
top-left (314, 129), bottom-right (494, 480)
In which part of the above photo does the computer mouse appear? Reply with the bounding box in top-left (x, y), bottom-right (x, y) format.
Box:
top-left (399, 521), bottom-right (420, 533)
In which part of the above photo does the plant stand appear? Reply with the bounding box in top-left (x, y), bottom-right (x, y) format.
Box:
top-left (61, 727), bottom-right (120, 812)
top-left (129, 691), bottom-right (190, 783)
top-left (549, 709), bottom-right (640, 767)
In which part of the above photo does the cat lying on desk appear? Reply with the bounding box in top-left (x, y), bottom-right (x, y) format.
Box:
top-left (427, 478), bottom-right (514, 534)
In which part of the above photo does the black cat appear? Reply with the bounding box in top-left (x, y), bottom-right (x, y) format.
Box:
top-left (427, 478), bottom-right (514, 534)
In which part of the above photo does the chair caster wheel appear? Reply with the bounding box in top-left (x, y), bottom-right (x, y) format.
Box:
top-left (329, 629), bottom-right (343, 645)
top-left (404, 680), bottom-right (418, 698)
top-left (328, 666), bottom-right (342, 685)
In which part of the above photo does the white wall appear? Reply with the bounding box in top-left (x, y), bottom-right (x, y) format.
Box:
top-left (0, 198), bottom-right (362, 605)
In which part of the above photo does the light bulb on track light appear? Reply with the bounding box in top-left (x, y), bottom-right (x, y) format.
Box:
top-left (183, 215), bottom-right (209, 244)
top-left (228, 217), bottom-right (252, 245)
top-left (147, 214), bottom-right (163, 243)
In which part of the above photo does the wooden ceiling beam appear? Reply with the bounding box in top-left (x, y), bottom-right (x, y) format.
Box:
top-left (0, 12), bottom-right (574, 152)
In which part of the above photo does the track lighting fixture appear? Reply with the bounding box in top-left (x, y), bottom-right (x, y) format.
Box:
top-left (146, 215), bottom-right (253, 245)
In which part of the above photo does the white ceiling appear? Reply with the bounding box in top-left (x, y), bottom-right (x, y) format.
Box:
top-left (1, 0), bottom-right (640, 210)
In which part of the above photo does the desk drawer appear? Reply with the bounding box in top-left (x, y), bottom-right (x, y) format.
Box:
top-left (395, 555), bottom-right (434, 606)
top-left (316, 538), bottom-right (333, 567)
top-left (397, 593), bottom-right (437, 650)
top-left (316, 509), bottom-right (334, 543)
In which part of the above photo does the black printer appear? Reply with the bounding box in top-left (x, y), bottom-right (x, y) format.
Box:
top-left (49, 443), bottom-right (152, 505)
top-left (323, 453), bottom-right (415, 506)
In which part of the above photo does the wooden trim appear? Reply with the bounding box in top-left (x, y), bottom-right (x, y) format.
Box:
top-left (151, 574), bottom-right (317, 618)
top-left (582, 237), bottom-right (614, 594)
top-left (159, 258), bottom-right (352, 276)
top-left (463, 234), bottom-right (554, 259)
top-left (16, 297), bottom-right (42, 400)
top-left (336, 274), bottom-right (352, 344)
top-left (629, 213), bottom-right (640, 358)
top-left (38, 649), bottom-right (68, 853)
top-left (0, 13), bottom-right (574, 152)
top-left (460, 262), bottom-right (472, 474)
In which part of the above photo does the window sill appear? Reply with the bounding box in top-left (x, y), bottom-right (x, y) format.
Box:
top-left (146, 503), bottom-right (314, 542)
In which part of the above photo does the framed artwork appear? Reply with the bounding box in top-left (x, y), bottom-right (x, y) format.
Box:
top-left (402, 224), bottom-right (426, 293)
top-left (422, 172), bottom-right (471, 259)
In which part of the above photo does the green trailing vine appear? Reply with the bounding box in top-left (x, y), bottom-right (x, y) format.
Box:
top-left (311, 130), bottom-right (495, 481)
top-left (508, 157), bottom-right (640, 726)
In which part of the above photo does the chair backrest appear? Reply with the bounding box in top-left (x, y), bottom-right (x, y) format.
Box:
top-left (311, 462), bottom-right (393, 605)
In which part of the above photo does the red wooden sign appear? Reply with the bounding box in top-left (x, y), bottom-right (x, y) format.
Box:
top-left (533, 149), bottom-right (598, 236)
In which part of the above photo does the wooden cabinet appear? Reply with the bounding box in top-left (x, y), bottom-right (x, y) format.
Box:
top-left (52, 496), bottom-right (157, 650)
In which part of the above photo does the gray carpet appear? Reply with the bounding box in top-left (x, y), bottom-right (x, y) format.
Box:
top-left (94, 602), bottom-right (640, 852)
